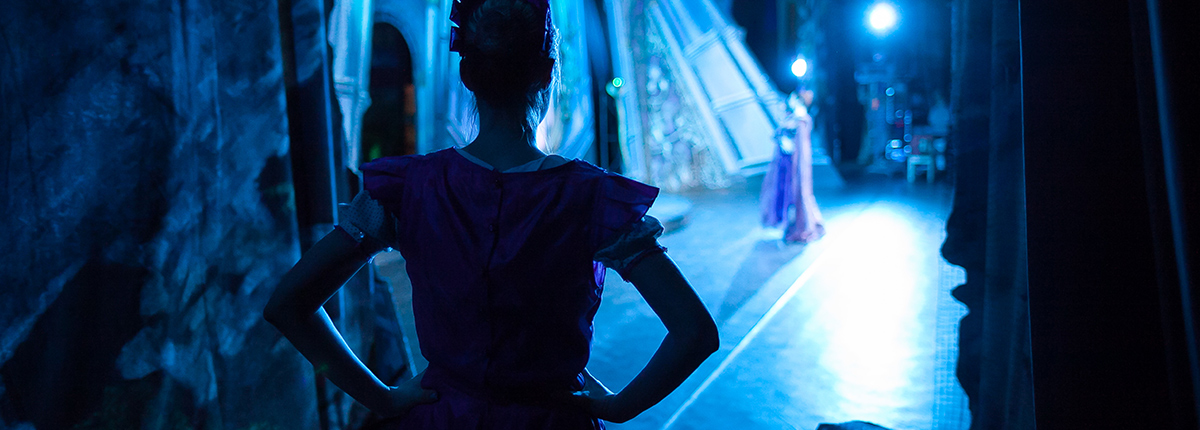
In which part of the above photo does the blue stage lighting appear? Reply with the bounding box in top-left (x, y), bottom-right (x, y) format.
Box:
top-left (868, 3), bottom-right (899, 36)
top-left (790, 58), bottom-right (808, 78)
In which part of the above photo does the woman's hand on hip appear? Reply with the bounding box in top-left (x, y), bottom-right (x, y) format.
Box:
top-left (570, 369), bottom-right (637, 423)
top-left (375, 371), bottom-right (439, 418)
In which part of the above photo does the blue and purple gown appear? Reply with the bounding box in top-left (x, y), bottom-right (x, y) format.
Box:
top-left (759, 111), bottom-right (826, 243)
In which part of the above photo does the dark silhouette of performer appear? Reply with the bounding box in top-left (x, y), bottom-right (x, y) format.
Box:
top-left (264, 0), bottom-right (719, 428)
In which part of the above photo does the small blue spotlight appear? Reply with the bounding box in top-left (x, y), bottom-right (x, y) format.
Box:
top-left (790, 58), bottom-right (808, 78)
top-left (868, 2), bottom-right (899, 36)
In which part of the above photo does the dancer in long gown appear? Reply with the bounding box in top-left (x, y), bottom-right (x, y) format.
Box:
top-left (263, 0), bottom-right (719, 428)
top-left (760, 89), bottom-right (826, 244)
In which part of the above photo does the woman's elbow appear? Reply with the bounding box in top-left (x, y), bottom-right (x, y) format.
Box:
top-left (262, 300), bottom-right (286, 327)
top-left (263, 294), bottom-right (298, 329)
top-left (680, 316), bottom-right (719, 356)
top-left (696, 319), bottom-right (720, 355)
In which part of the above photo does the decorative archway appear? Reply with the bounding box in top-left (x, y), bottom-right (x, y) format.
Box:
top-left (360, 23), bottom-right (417, 161)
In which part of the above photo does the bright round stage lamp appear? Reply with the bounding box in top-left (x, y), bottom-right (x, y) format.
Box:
top-left (790, 58), bottom-right (808, 78)
top-left (868, 3), bottom-right (899, 35)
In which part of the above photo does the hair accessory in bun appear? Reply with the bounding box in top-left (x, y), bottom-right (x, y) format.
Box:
top-left (449, 0), bottom-right (554, 56)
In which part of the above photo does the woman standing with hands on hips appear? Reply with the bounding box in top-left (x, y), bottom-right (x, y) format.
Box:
top-left (263, 0), bottom-right (719, 428)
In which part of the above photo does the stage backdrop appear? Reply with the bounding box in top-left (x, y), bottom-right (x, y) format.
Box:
top-left (608, 0), bottom-right (785, 191)
top-left (0, 0), bottom-right (316, 428)
top-left (534, 0), bottom-right (597, 161)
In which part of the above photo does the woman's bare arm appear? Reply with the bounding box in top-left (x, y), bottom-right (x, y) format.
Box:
top-left (263, 228), bottom-right (435, 416)
top-left (579, 252), bottom-right (719, 423)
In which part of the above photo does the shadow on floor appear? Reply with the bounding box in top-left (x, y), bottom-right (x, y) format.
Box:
top-left (715, 238), bottom-right (807, 324)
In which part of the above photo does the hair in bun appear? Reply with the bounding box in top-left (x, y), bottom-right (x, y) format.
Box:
top-left (456, 0), bottom-right (559, 135)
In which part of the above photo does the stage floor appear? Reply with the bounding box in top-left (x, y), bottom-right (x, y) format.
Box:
top-left (376, 173), bottom-right (970, 430)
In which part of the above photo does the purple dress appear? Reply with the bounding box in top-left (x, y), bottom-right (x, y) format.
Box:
top-left (359, 148), bottom-right (658, 429)
top-left (760, 111), bottom-right (825, 243)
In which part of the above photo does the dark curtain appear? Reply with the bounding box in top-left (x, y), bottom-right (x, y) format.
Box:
top-left (949, 0), bottom-right (1200, 428)
top-left (941, 0), bottom-right (1033, 427)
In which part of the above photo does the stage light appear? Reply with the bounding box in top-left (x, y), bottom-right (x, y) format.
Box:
top-left (607, 77), bottom-right (625, 98)
top-left (790, 58), bottom-right (808, 78)
top-left (868, 2), bottom-right (899, 36)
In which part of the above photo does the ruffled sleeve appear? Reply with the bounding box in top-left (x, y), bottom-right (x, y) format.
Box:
top-left (360, 156), bottom-right (413, 212)
top-left (592, 173), bottom-right (659, 247)
top-left (337, 190), bottom-right (398, 251)
top-left (595, 215), bottom-right (666, 280)
top-left (592, 174), bottom-right (661, 279)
